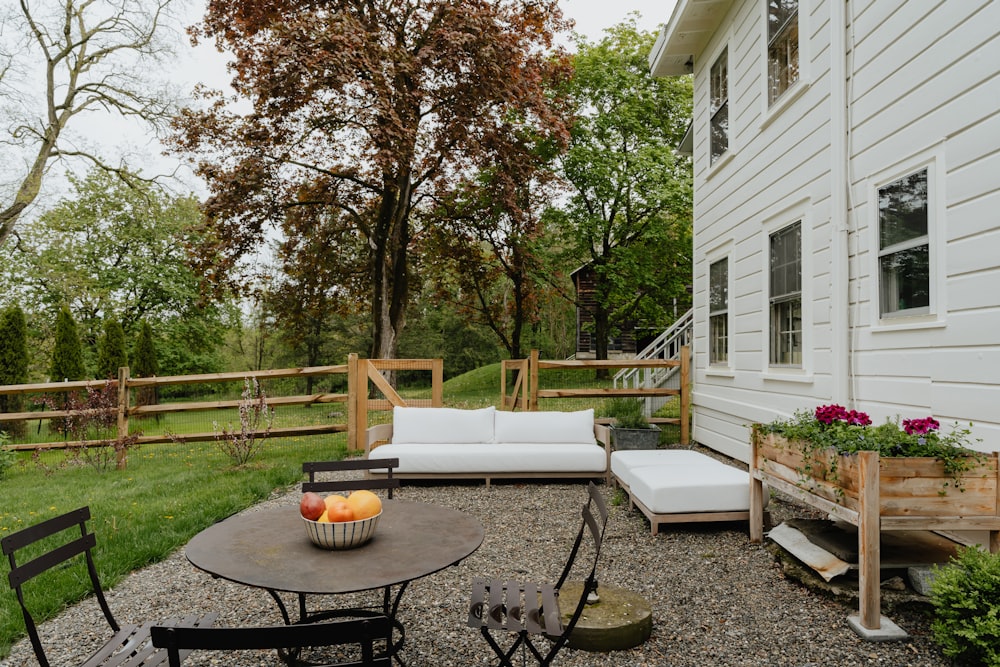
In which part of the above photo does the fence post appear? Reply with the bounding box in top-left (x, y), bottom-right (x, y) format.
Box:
top-left (431, 359), bottom-right (443, 407)
top-left (529, 350), bottom-right (539, 412)
top-left (116, 366), bottom-right (130, 470)
top-left (347, 353), bottom-right (358, 451)
top-left (680, 346), bottom-right (690, 445)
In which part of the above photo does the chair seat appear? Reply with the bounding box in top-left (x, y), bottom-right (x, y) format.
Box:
top-left (82, 614), bottom-right (219, 667)
top-left (468, 577), bottom-right (562, 637)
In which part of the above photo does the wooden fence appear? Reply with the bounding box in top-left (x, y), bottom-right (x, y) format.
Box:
top-left (502, 347), bottom-right (691, 444)
top-left (0, 354), bottom-right (445, 467)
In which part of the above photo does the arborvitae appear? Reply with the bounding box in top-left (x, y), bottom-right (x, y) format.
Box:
top-left (96, 315), bottom-right (128, 380)
top-left (50, 306), bottom-right (85, 382)
top-left (132, 320), bottom-right (159, 412)
top-left (0, 305), bottom-right (29, 437)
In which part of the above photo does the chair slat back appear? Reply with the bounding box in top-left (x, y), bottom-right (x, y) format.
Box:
top-left (151, 616), bottom-right (392, 667)
top-left (302, 458), bottom-right (400, 498)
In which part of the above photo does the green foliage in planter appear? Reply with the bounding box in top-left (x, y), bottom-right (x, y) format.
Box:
top-left (605, 397), bottom-right (650, 430)
top-left (759, 404), bottom-right (986, 492)
top-left (929, 546), bottom-right (1000, 666)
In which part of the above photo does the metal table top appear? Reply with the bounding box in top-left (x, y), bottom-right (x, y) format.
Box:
top-left (185, 500), bottom-right (485, 595)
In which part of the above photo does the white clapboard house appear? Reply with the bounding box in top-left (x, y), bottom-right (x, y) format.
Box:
top-left (649, 0), bottom-right (1000, 461)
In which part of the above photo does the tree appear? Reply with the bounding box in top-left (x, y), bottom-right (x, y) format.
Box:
top-left (423, 118), bottom-right (565, 360)
top-left (6, 167), bottom-right (228, 374)
top-left (175, 0), bottom-right (573, 363)
top-left (96, 315), bottom-right (127, 380)
top-left (49, 306), bottom-right (85, 382)
top-left (0, 0), bottom-right (181, 246)
top-left (0, 305), bottom-right (29, 437)
top-left (131, 320), bottom-right (159, 411)
top-left (544, 21), bottom-right (693, 362)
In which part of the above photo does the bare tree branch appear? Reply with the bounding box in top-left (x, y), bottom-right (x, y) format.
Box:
top-left (0, 0), bottom-right (179, 246)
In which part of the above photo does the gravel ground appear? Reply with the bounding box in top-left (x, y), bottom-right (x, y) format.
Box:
top-left (3, 453), bottom-right (953, 667)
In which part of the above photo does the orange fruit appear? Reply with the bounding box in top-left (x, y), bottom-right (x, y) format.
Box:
top-left (324, 500), bottom-right (355, 523)
top-left (346, 490), bottom-right (382, 520)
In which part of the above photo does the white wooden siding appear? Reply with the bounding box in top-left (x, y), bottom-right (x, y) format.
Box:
top-left (679, 0), bottom-right (1000, 459)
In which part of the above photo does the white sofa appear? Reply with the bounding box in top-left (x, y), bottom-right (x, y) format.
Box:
top-left (365, 406), bottom-right (611, 486)
top-left (611, 449), bottom-right (768, 535)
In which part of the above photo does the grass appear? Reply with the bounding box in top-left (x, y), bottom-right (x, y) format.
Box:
top-left (0, 363), bottom-right (678, 658)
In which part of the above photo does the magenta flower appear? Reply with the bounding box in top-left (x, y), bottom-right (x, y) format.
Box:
top-left (814, 404), bottom-right (870, 426)
top-left (902, 417), bottom-right (940, 435)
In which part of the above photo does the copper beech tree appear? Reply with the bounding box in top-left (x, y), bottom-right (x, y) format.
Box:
top-left (174, 0), bottom-right (573, 361)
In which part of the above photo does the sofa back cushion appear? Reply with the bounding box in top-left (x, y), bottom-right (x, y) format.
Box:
top-left (493, 409), bottom-right (595, 444)
top-left (391, 406), bottom-right (495, 444)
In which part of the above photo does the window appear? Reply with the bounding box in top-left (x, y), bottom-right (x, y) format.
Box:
top-left (710, 48), bottom-right (729, 164)
top-left (878, 168), bottom-right (929, 316)
top-left (769, 222), bottom-right (801, 366)
top-left (709, 258), bottom-right (729, 364)
top-left (767, 0), bottom-right (799, 105)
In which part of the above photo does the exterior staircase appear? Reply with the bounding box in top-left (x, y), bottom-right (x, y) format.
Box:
top-left (613, 308), bottom-right (693, 415)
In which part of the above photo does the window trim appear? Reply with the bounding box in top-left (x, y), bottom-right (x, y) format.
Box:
top-left (707, 254), bottom-right (732, 367)
top-left (869, 145), bottom-right (946, 331)
top-left (760, 199), bottom-right (812, 380)
top-left (760, 0), bottom-right (809, 129)
top-left (709, 45), bottom-right (729, 166)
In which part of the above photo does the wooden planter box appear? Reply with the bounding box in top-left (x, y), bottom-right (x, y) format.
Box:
top-left (749, 428), bottom-right (1000, 634)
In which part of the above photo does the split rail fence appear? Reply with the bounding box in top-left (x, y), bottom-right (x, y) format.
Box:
top-left (502, 347), bottom-right (691, 445)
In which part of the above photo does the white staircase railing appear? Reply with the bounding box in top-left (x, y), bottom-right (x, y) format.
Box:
top-left (614, 308), bottom-right (693, 414)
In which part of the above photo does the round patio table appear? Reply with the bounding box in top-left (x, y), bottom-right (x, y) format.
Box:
top-left (185, 499), bottom-right (484, 662)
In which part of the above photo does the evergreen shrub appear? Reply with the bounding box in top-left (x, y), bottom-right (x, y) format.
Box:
top-left (930, 546), bottom-right (1000, 666)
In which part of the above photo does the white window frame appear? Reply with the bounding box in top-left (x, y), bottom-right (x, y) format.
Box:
top-left (761, 200), bottom-right (812, 381)
top-left (708, 255), bottom-right (731, 368)
top-left (709, 46), bottom-right (729, 166)
top-left (869, 145), bottom-right (946, 331)
top-left (760, 0), bottom-right (809, 129)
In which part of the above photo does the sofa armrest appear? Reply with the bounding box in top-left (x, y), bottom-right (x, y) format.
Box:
top-left (366, 423), bottom-right (394, 458)
top-left (594, 423), bottom-right (612, 483)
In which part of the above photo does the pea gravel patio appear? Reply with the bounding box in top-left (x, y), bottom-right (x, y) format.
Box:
top-left (4, 452), bottom-right (953, 667)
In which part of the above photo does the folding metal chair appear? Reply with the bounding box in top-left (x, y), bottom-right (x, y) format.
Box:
top-left (467, 482), bottom-right (610, 666)
top-left (2, 506), bottom-right (217, 667)
top-left (151, 615), bottom-right (392, 667)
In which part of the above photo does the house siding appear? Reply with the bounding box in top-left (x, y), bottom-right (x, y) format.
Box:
top-left (674, 0), bottom-right (1000, 461)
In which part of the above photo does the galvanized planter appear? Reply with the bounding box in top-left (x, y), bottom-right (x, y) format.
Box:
top-left (611, 425), bottom-right (661, 450)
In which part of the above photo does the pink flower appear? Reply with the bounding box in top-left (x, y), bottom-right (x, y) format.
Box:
top-left (902, 417), bottom-right (940, 435)
top-left (814, 404), bottom-right (870, 426)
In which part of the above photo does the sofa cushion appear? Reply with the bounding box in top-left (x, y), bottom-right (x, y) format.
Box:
top-left (369, 443), bottom-right (607, 474)
top-left (391, 406), bottom-right (495, 445)
top-left (493, 409), bottom-right (595, 444)
top-left (611, 449), bottom-right (713, 488)
top-left (629, 463), bottom-right (753, 514)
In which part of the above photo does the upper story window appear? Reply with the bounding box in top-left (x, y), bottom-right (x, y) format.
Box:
top-left (769, 222), bottom-right (801, 366)
top-left (710, 47), bottom-right (729, 164)
top-left (767, 0), bottom-right (799, 105)
top-left (878, 168), bottom-right (930, 317)
top-left (709, 257), bottom-right (729, 364)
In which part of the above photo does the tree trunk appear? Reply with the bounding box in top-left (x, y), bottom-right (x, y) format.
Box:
top-left (370, 169), bottom-right (412, 371)
top-left (593, 305), bottom-right (611, 380)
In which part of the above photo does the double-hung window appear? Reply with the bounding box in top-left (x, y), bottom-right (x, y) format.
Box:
top-left (767, 0), bottom-right (799, 105)
top-left (769, 222), bottom-right (801, 366)
top-left (878, 168), bottom-right (930, 316)
top-left (709, 258), bottom-right (729, 365)
top-left (710, 47), bottom-right (729, 164)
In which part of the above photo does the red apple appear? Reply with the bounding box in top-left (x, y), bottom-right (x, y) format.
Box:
top-left (300, 492), bottom-right (325, 520)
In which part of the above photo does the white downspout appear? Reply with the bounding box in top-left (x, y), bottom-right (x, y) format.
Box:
top-left (830, 0), bottom-right (851, 407)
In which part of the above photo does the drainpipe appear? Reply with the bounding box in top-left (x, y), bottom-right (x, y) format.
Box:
top-left (830, 0), bottom-right (851, 407)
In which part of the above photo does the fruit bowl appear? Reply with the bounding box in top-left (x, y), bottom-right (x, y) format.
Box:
top-left (302, 511), bottom-right (382, 550)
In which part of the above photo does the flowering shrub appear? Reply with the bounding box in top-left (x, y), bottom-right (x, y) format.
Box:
top-left (760, 404), bottom-right (985, 492)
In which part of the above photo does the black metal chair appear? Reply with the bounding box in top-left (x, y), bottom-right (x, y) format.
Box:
top-left (2, 506), bottom-right (217, 667)
top-left (467, 481), bottom-right (610, 667)
top-left (302, 457), bottom-right (400, 498)
top-left (150, 616), bottom-right (392, 667)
